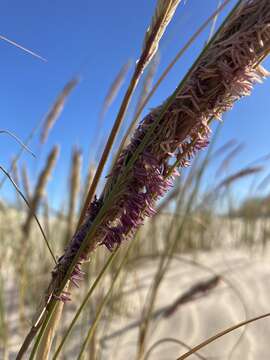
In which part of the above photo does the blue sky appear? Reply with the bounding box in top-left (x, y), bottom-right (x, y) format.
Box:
top-left (0, 0), bottom-right (270, 208)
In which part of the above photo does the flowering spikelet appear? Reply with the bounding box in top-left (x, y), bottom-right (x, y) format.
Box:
top-left (52, 0), bottom-right (270, 300)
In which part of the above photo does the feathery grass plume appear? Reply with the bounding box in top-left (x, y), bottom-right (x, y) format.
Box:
top-left (51, 0), bottom-right (270, 299)
top-left (65, 147), bottom-right (82, 243)
top-left (40, 78), bottom-right (79, 144)
top-left (22, 146), bottom-right (59, 237)
top-left (21, 164), bottom-right (32, 201)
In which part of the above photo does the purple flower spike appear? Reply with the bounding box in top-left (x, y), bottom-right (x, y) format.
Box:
top-left (51, 0), bottom-right (270, 301)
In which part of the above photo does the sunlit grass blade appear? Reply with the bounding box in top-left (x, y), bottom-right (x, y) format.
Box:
top-left (176, 312), bottom-right (270, 360)
top-left (0, 166), bottom-right (56, 264)
top-left (0, 129), bottom-right (35, 157)
top-left (0, 34), bottom-right (47, 61)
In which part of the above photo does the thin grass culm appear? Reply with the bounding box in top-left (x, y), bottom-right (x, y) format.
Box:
top-left (16, 0), bottom-right (270, 358)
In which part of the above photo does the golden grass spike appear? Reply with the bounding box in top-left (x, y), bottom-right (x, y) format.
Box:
top-left (143, 0), bottom-right (182, 66)
top-left (21, 163), bottom-right (32, 201)
top-left (40, 78), bottom-right (79, 144)
top-left (22, 146), bottom-right (59, 237)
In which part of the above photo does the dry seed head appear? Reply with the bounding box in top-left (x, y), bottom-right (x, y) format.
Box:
top-left (40, 78), bottom-right (79, 144)
top-left (143, 0), bottom-right (182, 66)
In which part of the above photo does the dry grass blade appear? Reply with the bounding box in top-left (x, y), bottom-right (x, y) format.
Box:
top-left (176, 312), bottom-right (270, 359)
top-left (0, 166), bottom-right (56, 263)
top-left (207, 0), bottom-right (222, 43)
top-left (0, 34), bottom-right (47, 61)
top-left (40, 78), bottom-right (79, 144)
top-left (99, 60), bottom-right (131, 122)
top-left (0, 129), bottom-right (35, 157)
top-left (0, 119), bottom-right (42, 189)
top-left (145, 338), bottom-right (207, 360)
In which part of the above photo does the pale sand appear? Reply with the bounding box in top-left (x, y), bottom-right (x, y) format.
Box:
top-left (98, 247), bottom-right (270, 360)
